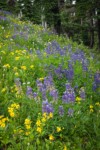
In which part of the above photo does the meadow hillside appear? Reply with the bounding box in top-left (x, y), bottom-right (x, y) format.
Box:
top-left (0, 10), bottom-right (100, 150)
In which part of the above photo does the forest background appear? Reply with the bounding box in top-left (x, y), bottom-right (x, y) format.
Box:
top-left (0, 0), bottom-right (100, 50)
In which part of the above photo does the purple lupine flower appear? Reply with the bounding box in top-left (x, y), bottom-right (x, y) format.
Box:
top-left (44, 76), bottom-right (53, 90)
top-left (82, 64), bottom-right (88, 71)
top-left (26, 86), bottom-right (33, 99)
top-left (36, 50), bottom-right (42, 57)
top-left (45, 44), bottom-right (51, 55)
top-left (68, 108), bottom-right (74, 117)
top-left (0, 10), bottom-right (12, 15)
top-left (79, 88), bottom-right (85, 100)
top-left (67, 44), bottom-right (72, 51)
top-left (0, 16), bottom-right (9, 21)
top-left (92, 72), bottom-right (100, 91)
top-left (12, 34), bottom-right (17, 39)
top-left (65, 62), bottom-right (74, 81)
top-left (66, 83), bottom-right (72, 91)
top-left (94, 72), bottom-right (100, 85)
top-left (42, 100), bottom-right (49, 113)
top-left (92, 82), bottom-right (97, 91)
top-left (37, 76), bottom-right (55, 100)
top-left (49, 89), bottom-right (58, 101)
top-left (66, 69), bottom-right (74, 81)
top-left (41, 89), bottom-right (47, 100)
top-left (62, 83), bottom-right (75, 103)
top-left (59, 106), bottom-right (64, 116)
top-left (71, 50), bottom-right (85, 62)
top-left (62, 92), bottom-right (75, 103)
top-left (82, 60), bottom-right (88, 71)
top-left (55, 65), bottom-right (63, 78)
top-left (46, 104), bottom-right (54, 113)
top-left (36, 80), bottom-right (44, 92)
top-left (42, 100), bottom-right (54, 114)
top-left (26, 86), bottom-right (33, 95)
top-left (60, 49), bottom-right (65, 55)
top-left (33, 92), bottom-right (38, 98)
top-left (45, 41), bottom-right (66, 56)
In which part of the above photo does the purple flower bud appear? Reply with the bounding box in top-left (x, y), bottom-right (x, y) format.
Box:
top-left (68, 108), bottom-right (74, 116)
top-left (59, 106), bottom-right (64, 116)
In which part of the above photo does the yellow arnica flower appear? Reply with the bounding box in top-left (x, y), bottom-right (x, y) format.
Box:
top-left (95, 102), bottom-right (100, 106)
top-left (1, 51), bottom-right (6, 54)
top-left (39, 78), bottom-right (44, 81)
top-left (1, 88), bottom-right (6, 93)
top-left (90, 105), bottom-right (93, 109)
top-left (43, 112), bottom-right (47, 118)
top-left (56, 127), bottom-right (62, 132)
top-left (25, 125), bottom-right (31, 130)
top-left (25, 131), bottom-right (31, 135)
top-left (64, 145), bottom-right (68, 150)
top-left (11, 103), bottom-right (20, 109)
top-left (5, 35), bottom-right (10, 38)
top-left (37, 127), bottom-right (42, 133)
top-left (24, 118), bottom-right (31, 130)
top-left (41, 117), bottom-right (46, 123)
top-left (49, 134), bottom-right (54, 141)
top-left (0, 116), bottom-right (9, 128)
top-left (3, 64), bottom-right (10, 68)
top-left (11, 52), bottom-right (14, 55)
top-left (13, 67), bottom-right (17, 71)
top-left (15, 72), bottom-right (19, 76)
top-left (30, 65), bottom-right (34, 69)
top-left (14, 129), bottom-right (23, 134)
top-left (18, 129), bottom-right (23, 133)
top-left (48, 112), bottom-right (53, 119)
top-left (90, 109), bottom-right (94, 112)
top-left (76, 97), bottom-right (81, 101)
top-left (0, 115), bottom-right (4, 119)
top-left (21, 66), bottom-right (27, 70)
top-left (15, 56), bottom-right (20, 60)
top-left (36, 119), bottom-right (41, 126)
top-left (15, 50), bottom-right (20, 53)
top-left (10, 112), bottom-right (15, 118)
top-left (24, 118), bottom-right (31, 125)
top-left (0, 123), bottom-right (5, 128)
top-left (8, 109), bottom-right (15, 117)
top-left (8, 103), bottom-right (20, 118)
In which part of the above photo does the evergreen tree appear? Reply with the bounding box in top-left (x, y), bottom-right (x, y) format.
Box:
top-left (0, 0), bottom-right (8, 11)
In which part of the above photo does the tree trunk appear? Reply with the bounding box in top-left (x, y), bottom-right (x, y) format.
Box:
top-left (90, 16), bottom-right (94, 48)
top-left (97, 9), bottom-right (100, 50)
top-left (52, 6), bottom-right (61, 35)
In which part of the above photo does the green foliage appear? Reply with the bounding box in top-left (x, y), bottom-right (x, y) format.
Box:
top-left (0, 10), bottom-right (100, 150)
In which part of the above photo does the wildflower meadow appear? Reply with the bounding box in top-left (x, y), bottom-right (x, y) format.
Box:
top-left (0, 10), bottom-right (100, 150)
